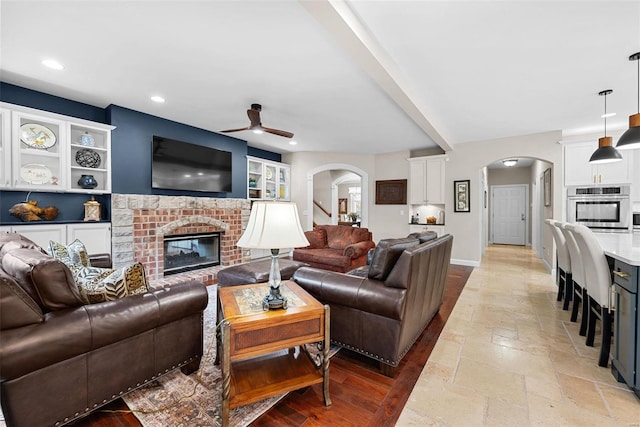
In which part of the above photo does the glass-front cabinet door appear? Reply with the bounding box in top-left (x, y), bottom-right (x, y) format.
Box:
top-left (264, 163), bottom-right (277, 200)
top-left (11, 111), bottom-right (67, 190)
top-left (246, 156), bottom-right (291, 201)
top-left (247, 158), bottom-right (263, 200)
top-left (0, 108), bottom-right (10, 188)
top-left (278, 165), bottom-right (290, 201)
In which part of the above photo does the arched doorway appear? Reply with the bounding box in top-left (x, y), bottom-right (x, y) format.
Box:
top-left (482, 156), bottom-right (554, 263)
top-left (306, 163), bottom-right (369, 230)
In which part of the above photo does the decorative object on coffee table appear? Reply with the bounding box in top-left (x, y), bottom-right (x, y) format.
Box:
top-left (236, 201), bottom-right (309, 310)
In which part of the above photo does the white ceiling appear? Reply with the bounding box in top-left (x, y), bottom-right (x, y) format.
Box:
top-left (1, 1), bottom-right (639, 155)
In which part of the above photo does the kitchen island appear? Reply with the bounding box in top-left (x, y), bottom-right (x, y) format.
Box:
top-left (593, 232), bottom-right (640, 398)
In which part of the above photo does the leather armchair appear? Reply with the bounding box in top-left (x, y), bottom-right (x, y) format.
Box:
top-left (293, 233), bottom-right (452, 376)
top-left (0, 233), bottom-right (208, 427)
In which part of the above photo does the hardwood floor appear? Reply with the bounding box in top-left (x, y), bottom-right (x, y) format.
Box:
top-left (70, 264), bottom-right (472, 427)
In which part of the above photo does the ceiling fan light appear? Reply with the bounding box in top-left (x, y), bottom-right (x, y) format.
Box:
top-left (615, 113), bottom-right (640, 150)
top-left (590, 137), bottom-right (623, 164)
top-left (502, 159), bottom-right (518, 167)
top-left (252, 128), bottom-right (264, 134)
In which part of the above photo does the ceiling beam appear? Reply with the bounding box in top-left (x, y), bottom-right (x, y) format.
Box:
top-left (300, 0), bottom-right (452, 152)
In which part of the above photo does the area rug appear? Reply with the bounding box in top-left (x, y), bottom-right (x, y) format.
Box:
top-left (123, 286), bottom-right (339, 427)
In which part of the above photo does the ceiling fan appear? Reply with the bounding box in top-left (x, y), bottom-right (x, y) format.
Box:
top-left (221, 103), bottom-right (294, 138)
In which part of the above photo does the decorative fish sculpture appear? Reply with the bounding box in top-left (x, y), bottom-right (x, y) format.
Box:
top-left (9, 200), bottom-right (59, 222)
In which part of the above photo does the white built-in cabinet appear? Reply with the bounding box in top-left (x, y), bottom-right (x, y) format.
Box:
top-left (0, 223), bottom-right (111, 254)
top-left (563, 141), bottom-right (633, 186)
top-left (0, 102), bottom-right (113, 193)
top-left (247, 156), bottom-right (290, 201)
top-left (0, 108), bottom-right (11, 188)
top-left (408, 155), bottom-right (446, 205)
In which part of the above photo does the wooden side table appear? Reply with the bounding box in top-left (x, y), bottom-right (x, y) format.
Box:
top-left (218, 280), bottom-right (331, 426)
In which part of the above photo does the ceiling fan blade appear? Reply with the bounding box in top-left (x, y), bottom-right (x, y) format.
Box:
top-left (247, 109), bottom-right (261, 127)
top-left (263, 127), bottom-right (294, 138)
top-left (220, 126), bottom-right (251, 133)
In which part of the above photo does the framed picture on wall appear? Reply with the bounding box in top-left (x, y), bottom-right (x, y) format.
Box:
top-left (454, 180), bottom-right (470, 213)
top-left (338, 198), bottom-right (347, 214)
top-left (375, 179), bottom-right (407, 205)
top-left (544, 168), bottom-right (551, 206)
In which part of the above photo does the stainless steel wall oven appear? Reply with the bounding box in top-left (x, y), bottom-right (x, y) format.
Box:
top-left (567, 186), bottom-right (631, 232)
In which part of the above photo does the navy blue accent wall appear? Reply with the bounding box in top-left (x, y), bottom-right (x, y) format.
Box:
top-left (0, 82), bottom-right (107, 123)
top-left (106, 105), bottom-right (248, 198)
top-left (248, 146), bottom-right (281, 163)
top-left (1, 190), bottom-right (111, 225)
top-left (0, 83), bottom-right (283, 225)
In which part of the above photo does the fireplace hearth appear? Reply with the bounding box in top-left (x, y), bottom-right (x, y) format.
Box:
top-left (163, 232), bottom-right (221, 275)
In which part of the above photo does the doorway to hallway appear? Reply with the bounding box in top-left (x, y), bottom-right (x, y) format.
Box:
top-left (491, 184), bottom-right (528, 245)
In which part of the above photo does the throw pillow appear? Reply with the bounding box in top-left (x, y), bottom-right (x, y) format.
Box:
top-left (368, 237), bottom-right (420, 281)
top-left (49, 239), bottom-right (91, 268)
top-left (73, 262), bottom-right (150, 304)
top-left (305, 229), bottom-right (327, 249)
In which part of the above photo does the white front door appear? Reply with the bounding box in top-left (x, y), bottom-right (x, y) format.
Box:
top-left (492, 185), bottom-right (527, 245)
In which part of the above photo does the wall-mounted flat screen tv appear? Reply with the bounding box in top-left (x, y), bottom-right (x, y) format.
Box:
top-left (152, 136), bottom-right (232, 193)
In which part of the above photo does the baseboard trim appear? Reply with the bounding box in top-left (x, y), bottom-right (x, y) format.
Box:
top-left (451, 258), bottom-right (481, 267)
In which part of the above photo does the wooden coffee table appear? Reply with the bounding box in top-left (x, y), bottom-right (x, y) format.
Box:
top-left (218, 280), bottom-right (331, 426)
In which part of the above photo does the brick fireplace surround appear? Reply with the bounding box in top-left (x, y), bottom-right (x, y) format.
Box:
top-left (111, 194), bottom-right (251, 286)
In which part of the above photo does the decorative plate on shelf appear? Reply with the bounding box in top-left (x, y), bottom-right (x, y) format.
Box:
top-left (20, 123), bottom-right (57, 149)
top-left (20, 164), bottom-right (53, 185)
top-left (75, 148), bottom-right (101, 168)
top-left (265, 168), bottom-right (273, 180)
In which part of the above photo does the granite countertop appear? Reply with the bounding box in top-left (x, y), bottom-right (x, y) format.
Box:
top-left (594, 232), bottom-right (640, 266)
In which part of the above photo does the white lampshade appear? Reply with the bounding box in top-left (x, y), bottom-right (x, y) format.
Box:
top-left (237, 201), bottom-right (309, 249)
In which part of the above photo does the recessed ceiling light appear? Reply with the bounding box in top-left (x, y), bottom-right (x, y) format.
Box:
top-left (502, 159), bottom-right (518, 167)
top-left (289, 140), bottom-right (298, 145)
top-left (151, 95), bottom-right (165, 103)
top-left (601, 112), bottom-right (616, 118)
top-left (42, 59), bottom-right (64, 70)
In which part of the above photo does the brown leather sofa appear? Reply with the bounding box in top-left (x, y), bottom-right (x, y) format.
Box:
top-left (293, 224), bottom-right (376, 272)
top-left (293, 233), bottom-right (453, 376)
top-left (0, 233), bottom-right (208, 427)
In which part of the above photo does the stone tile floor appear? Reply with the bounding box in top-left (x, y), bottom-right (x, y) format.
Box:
top-left (397, 244), bottom-right (640, 426)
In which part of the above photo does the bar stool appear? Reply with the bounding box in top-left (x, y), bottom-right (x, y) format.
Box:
top-left (567, 223), bottom-right (613, 367)
top-left (546, 219), bottom-right (572, 308)
top-left (558, 222), bottom-right (589, 336)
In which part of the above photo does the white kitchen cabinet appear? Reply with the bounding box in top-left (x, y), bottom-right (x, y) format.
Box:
top-left (564, 141), bottom-right (633, 186)
top-left (4, 223), bottom-right (111, 254)
top-left (0, 102), bottom-right (113, 193)
top-left (247, 156), bottom-right (290, 201)
top-left (408, 156), bottom-right (446, 205)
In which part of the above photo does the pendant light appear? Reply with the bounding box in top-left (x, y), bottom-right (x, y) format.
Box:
top-left (616, 52), bottom-right (640, 150)
top-left (589, 89), bottom-right (623, 164)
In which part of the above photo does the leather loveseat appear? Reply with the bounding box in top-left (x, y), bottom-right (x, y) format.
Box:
top-left (0, 233), bottom-right (208, 427)
top-left (292, 224), bottom-right (376, 272)
top-left (293, 233), bottom-right (453, 376)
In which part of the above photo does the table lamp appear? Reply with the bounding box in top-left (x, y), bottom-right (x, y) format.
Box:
top-left (236, 201), bottom-right (309, 310)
